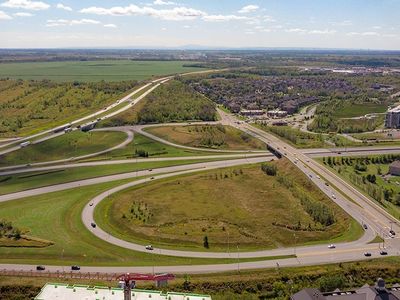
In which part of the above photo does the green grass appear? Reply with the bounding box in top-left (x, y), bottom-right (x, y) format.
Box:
top-left (95, 159), bottom-right (359, 252)
top-left (0, 158), bottom-right (232, 195)
top-left (333, 103), bottom-right (387, 118)
top-left (0, 60), bottom-right (205, 82)
top-left (0, 130), bottom-right (126, 167)
top-left (91, 133), bottom-right (233, 161)
top-left (145, 125), bottom-right (266, 150)
top-left (0, 179), bottom-right (291, 266)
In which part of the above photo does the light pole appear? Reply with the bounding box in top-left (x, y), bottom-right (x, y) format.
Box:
top-left (293, 233), bottom-right (297, 256)
top-left (237, 244), bottom-right (240, 274)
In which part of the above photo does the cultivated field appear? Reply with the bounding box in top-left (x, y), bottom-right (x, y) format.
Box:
top-left (146, 124), bottom-right (266, 150)
top-left (0, 60), bottom-right (204, 82)
top-left (96, 159), bottom-right (359, 251)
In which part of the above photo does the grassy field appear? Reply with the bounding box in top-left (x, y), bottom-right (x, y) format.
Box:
top-left (0, 130), bottom-right (126, 167)
top-left (146, 124), bottom-right (266, 150)
top-left (319, 155), bottom-right (400, 220)
top-left (0, 60), bottom-right (204, 82)
top-left (0, 79), bottom-right (140, 137)
top-left (0, 158), bottom-right (233, 195)
top-left (332, 103), bottom-right (388, 118)
top-left (95, 159), bottom-right (358, 251)
top-left (91, 133), bottom-right (232, 161)
top-left (0, 179), bottom-right (286, 266)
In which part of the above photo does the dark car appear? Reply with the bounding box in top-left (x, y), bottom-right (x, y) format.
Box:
top-left (71, 265), bottom-right (80, 271)
top-left (91, 222), bottom-right (96, 228)
top-left (389, 230), bottom-right (396, 236)
top-left (363, 224), bottom-right (368, 230)
top-left (364, 252), bottom-right (372, 257)
top-left (36, 265), bottom-right (45, 271)
top-left (380, 250), bottom-right (388, 255)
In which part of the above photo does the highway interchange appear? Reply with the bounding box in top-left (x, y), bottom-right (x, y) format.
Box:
top-left (0, 72), bottom-right (400, 275)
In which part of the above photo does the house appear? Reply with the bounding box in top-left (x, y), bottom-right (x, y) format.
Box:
top-left (389, 160), bottom-right (400, 176)
top-left (291, 278), bottom-right (400, 300)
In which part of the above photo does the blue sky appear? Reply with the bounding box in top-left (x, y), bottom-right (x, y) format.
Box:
top-left (0, 0), bottom-right (399, 49)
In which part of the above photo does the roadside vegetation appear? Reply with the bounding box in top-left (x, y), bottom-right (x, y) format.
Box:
top-left (96, 159), bottom-right (358, 251)
top-left (146, 124), bottom-right (266, 150)
top-left (103, 80), bottom-right (217, 126)
top-left (0, 130), bottom-right (126, 167)
top-left (321, 154), bottom-right (400, 219)
top-left (0, 79), bottom-right (138, 137)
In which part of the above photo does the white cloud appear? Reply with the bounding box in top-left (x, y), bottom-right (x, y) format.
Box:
top-left (308, 29), bottom-right (337, 35)
top-left (1, 0), bottom-right (49, 10)
top-left (0, 9), bottom-right (12, 19)
top-left (183, 25), bottom-right (190, 28)
top-left (238, 4), bottom-right (259, 14)
top-left (372, 26), bottom-right (381, 30)
top-left (332, 20), bottom-right (352, 26)
top-left (153, 0), bottom-right (175, 5)
top-left (202, 14), bottom-right (248, 22)
top-left (346, 31), bottom-right (380, 36)
top-left (56, 3), bottom-right (72, 11)
top-left (46, 18), bottom-right (101, 27)
top-left (161, 27), bottom-right (166, 30)
top-left (80, 4), bottom-right (205, 21)
top-left (13, 11), bottom-right (33, 16)
top-left (104, 23), bottom-right (117, 28)
top-left (285, 28), bottom-right (307, 33)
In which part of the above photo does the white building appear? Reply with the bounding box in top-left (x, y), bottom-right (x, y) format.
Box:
top-left (385, 105), bottom-right (400, 128)
top-left (35, 283), bottom-right (212, 300)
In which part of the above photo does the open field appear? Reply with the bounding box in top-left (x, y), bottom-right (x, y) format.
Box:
top-left (2, 256), bottom-right (400, 300)
top-left (0, 60), bottom-right (204, 82)
top-left (0, 79), bottom-right (139, 137)
top-left (0, 179), bottom-right (283, 266)
top-left (91, 133), bottom-right (231, 161)
top-left (0, 158), bottom-right (233, 195)
top-left (95, 159), bottom-right (358, 251)
top-left (332, 103), bottom-right (388, 118)
top-left (0, 130), bottom-right (126, 167)
top-left (146, 125), bottom-right (266, 150)
top-left (319, 154), bottom-right (400, 220)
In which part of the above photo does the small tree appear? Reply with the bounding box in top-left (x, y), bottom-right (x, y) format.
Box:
top-left (203, 236), bottom-right (209, 249)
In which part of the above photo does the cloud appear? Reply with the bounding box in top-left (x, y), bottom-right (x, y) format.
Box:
top-left (332, 20), bottom-right (352, 26)
top-left (56, 3), bottom-right (72, 11)
top-left (13, 11), bottom-right (33, 16)
top-left (372, 26), bottom-right (381, 30)
top-left (285, 28), bottom-right (307, 33)
top-left (308, 29), bottom-right (337, 35)
top-left (346, 31), bottom-right (380, 36)
top-left (104, 23), bottom-right (117, 28)
top-left (238, 4), bottom-right (259, 14)
top-left (46, 18), bottom-right (101, 27)
top-left (80, 4), bottom-right (205, 21)
top-left (0, 9), bottom-right (12, 19)
top-left (153, 0), bottom-right (175, 5)
top-left (1, 0), bottom-right (49, 10)
top-left (202, 14), bottom-right (248, 22)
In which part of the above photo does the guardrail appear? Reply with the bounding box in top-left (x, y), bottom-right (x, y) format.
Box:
top-left (0, 269), bottom-right (119, 281)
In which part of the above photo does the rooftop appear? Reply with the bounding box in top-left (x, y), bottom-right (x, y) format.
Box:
top-left (35, 283), bottom-right (212, 300)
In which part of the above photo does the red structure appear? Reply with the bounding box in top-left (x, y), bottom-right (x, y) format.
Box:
top-left (117, 273), bottom-right (175, 300)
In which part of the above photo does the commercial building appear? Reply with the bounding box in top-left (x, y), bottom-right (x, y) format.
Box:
top-left (35, 283), bottom-right (212, 300)
top-left (291, 278), bottom-right (400, 300)
top-left (267, 109), bottom-right (288, 118)
top-left (240, 109), bottom-right (265, 116)
top-left (389, 160), bottom-right (400, 176)
top-left (385, 105), bottom-right (400, 128)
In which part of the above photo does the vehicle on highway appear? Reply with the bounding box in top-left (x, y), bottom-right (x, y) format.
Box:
top-left (89, 203), bottom-right (93, 206)
top-left (325, 182), bottom-right (329, 186)
top-left (331, 194), bottom-right (336, 199)
top-left (364, 252), bottom-right (372, 257)
top-left (389, 233), bottom-right (395, 238)
top-left (150, 177), bottom-right (155, 180)
top-left (36, 265), bottom-right (45, 271)
top-left (148, 169), bottom-right (153, 171)
top-left (20, 141), bottom-right (31, 147)
top-left (316, 175), bottom-right (320, 179)
top-left (328, 244), bottom-right (336, 249)
top-left (390, 230), bottom-right (396, 236)
top-left (145, 245), bottom-right (154, 250)
top-left (91, 222), bottom-right (96, 228)
top-left (363, 224), bottom-right (368, 230)
top-left (71, 265), bottom-right (81, 271)
top-left (380, 250), bottom-right (388, 255)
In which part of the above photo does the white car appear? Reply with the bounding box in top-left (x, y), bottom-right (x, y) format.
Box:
top-left (332, 194), bottom-right (336, 199)
top-left (328, 244), bottom-right (336, 249)
top-left (145, 245), bottom-right (154, 250)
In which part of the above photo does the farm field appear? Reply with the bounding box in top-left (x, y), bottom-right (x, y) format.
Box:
top-left (0, 130), bottom-right (126, 167)
top-left (0, 60), bottom-right (204, 82)
top-left (95, 159), bottom-right (359, 251)
top-left (0, 158), bottom-right (232, 195)
top-left (0, 179), bottom-right (284, 266)
top-left (320, 154), bottom-right (400, 220)
top-left (146, 124), bottom-right (266, 150)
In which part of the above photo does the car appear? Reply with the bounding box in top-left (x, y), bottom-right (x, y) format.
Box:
top-left (309, 174), bottom-right (313, 178)
top-left (91, 222), bottom-right (96, 228)
top-left (148, 169), bottom-right (153, 171)
top-left (363, 224), bottom-right (368, 230)
top-left (150, 177), bottom-right (155, 180)
top-left (71, 265), bottom-right (81, 271)
top-left (325, 182), bottom-right (329, 186)
top-left (36, 265), bottom-right (45, 271)
top-left (389, 230), bottom-right (396, 236)
top-left (389, 233), bottom-right (395, 238)
top-left (316, 175), bottom-right (320, 179)
top-left (328, 244), bottom-right (336, 249)
top-left (380, 250), bottom-right (388, 255)
top-left (145, 245), bottom-right (154, 250)
top-left (332, 194), bottom-right (336, 199)
top-left (89, 203), bottom-right (93, 206)
top-left (364, 252), bottom-right (372, 257)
